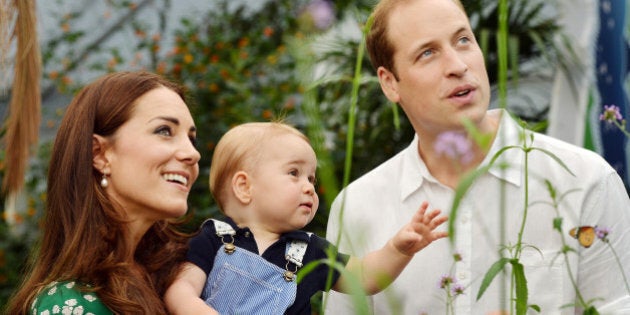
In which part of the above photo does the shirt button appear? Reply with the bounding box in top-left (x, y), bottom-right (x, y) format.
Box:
top-left (244, 231), bottom-right (250, 237)
top-left (457, 271), bottom-right (468, 280)
top-left (460, 214), bottom-right (469, 224)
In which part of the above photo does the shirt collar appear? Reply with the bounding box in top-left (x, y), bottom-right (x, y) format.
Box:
top-left (481, 109), bottom-right (523, 187)
top-left (401, 109), bottom-right (522, 201)
top-left (400, 135), bottom-right (429, 200)
top-left (222, 216), bottom-right (311, 242)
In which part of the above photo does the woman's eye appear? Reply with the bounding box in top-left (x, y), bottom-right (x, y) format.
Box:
top-left (189, 135), bottom-right (198, 147)
top-left (155, 126), bottom-right (172, 137)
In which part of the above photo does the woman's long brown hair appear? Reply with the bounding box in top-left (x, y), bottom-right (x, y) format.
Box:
top-left (5, 71), bottom-right (192, 314)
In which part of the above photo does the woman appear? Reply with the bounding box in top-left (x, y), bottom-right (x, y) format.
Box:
top-left (6, 71), bottom-right (201, 314)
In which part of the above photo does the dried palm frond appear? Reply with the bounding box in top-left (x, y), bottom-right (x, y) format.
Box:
top-left (2, 0), bottom-right (41, 196)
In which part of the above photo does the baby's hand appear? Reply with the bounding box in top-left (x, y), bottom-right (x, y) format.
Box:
top-left (391, 201), bottom-right (448, 256)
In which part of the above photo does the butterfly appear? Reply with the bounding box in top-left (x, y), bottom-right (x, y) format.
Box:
top-left (569, 226), bottom-right (596, 248)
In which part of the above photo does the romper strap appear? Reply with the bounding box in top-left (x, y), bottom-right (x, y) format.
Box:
top-left (210, 219), bottom-right (237, 254)
top-left (211, 219), bottom-right (236, 236)
top-left (284, 232), bottom-right (312, 267)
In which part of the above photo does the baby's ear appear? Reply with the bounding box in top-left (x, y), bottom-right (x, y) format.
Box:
top-left (231, 171), bottom-right (252, 204)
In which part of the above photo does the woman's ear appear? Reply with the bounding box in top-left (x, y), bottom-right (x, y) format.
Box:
top-left (231, 171), bottom-right (252, 204)
top-left (377, 66), bottom-right (401, 103)
top-left (92, 134), bottom-right (109, 172)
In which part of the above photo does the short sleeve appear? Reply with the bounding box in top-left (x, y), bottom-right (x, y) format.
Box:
top-left (30, 281), bottom-right (113, 315)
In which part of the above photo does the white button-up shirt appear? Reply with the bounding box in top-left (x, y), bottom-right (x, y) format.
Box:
top-left (325, 109), bottom-right (630, 314)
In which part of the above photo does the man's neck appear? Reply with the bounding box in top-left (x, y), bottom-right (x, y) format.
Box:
top-left (417, 110), bottom-right (502, 189)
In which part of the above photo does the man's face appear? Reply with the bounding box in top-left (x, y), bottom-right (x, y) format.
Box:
top-left (377, 0), bottom-right (491, 137)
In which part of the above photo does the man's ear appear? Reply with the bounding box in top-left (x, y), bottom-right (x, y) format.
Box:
top-left (92, 134), bottom-right (109, 172)
top-left (377, 66), bottom-right (401, 103)
top-left (231, 171), bottom-right (252, 204)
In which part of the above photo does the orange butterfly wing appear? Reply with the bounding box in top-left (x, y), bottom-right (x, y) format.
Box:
top-left (569, 226), bottom-right (595, 248)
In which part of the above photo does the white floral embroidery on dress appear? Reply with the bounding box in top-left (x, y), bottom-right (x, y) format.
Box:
top-left (61, 299), bottom-right (81, 315)
top-left (47, 286), bottom-right (57, 295)
top-left (83, 294), bottom-right (97, 302)
top-left (39, 310), bottom-right (50, 315)
top-left (52, 304), bottom-right (61, 313)
top-left (65, 282), bottom-right (75, 289)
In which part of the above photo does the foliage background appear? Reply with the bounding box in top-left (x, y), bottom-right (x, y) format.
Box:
top-left (0, 0), bottom-right (568, 309)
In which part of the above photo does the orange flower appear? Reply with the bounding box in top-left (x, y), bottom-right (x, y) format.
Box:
top-left (61, 22), bottom-right (70, 33)
top-left (211, 55), bottom-right (219, 64)
top-left (219, 69), bottom-right (230, 79)
top-left (156, 61), bottom-right (167, 74)
top-left (62, 76), bottom-right (73, 85)
top-left (14, 213), bottom-right (24, 224)
top-left (238, 37), bottom-right (250, 48)
top-left (183, 53), bottom-right (194, 64)
top-left (135, 29), bottom-right (146, 39)
top-left (262, 109), bottom-right (273, 119)
top-left (263, 26), bottom-right (274, 37)
top-left (48, 71), bottom-right (59, 80)
top-left (209, 83), bottom-right (219, 92)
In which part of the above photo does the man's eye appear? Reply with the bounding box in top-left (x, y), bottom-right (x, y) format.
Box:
top-left (458, 36), bottom-right (471, 45)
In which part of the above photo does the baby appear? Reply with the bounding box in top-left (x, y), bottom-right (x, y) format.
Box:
top-left (164, 122), bottom-right (448, 314)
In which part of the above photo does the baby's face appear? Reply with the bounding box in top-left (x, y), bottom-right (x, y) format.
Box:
top-left (248, 133), bottom-right (319, 232)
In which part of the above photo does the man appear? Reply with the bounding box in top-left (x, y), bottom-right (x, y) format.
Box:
top-left (325, 0), bottom-right (630, 314)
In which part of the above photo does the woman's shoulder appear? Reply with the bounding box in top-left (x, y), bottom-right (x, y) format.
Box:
top-left (31, 281), bottom-right (113, 315)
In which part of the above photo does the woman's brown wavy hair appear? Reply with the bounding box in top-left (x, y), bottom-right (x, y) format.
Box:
top-left (6, 71), bottom-right (192, 314)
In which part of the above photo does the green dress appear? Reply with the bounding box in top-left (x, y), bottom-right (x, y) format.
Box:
top-left (30, 281), bottom-right (113, 315)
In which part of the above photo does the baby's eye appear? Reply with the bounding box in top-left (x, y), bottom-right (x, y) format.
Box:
top-left (308, 175), bottom-right (316, 184)
top-left (289, 169), bottom-right (299, 177)
top-left (189, 135), bottom-right (198, 147)
top-left (155, 126), bottom-right (173, 137)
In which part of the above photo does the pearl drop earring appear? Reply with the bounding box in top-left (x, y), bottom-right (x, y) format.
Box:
top-left (100, 173), bottom-right (109, 188)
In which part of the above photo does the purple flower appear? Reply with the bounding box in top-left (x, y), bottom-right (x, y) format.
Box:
top-left (451, 283), bottom-right (465, 296)
top-left (595, 226), bottom-right (611, 242)
top-left (599, 105), bottom-right (623, 123)
top-left (305, 0), bottom-right (335, 30)
top-left (434, 131), bottom-right (474, 165)
top-left (453, 251), bottom-right (463, 262)
top-left (438, 274), bottom-right (454, 289)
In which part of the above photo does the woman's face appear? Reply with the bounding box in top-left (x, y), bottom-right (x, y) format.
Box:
top-left (103, 86), bottom-right (200, 224)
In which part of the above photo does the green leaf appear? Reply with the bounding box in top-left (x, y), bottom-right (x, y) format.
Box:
top-left (530, 147), bottom-right (576, 176)
top-left (583, 306), bottom-right (600, 315)
top-left (511, 260), bottom-right (528, 315)
top-left (529, 304), bottom-right (541, 312)
top-left (477, 257), bottom-right (510, 301)
top-left (553, 217), bottom-right (563, 233)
